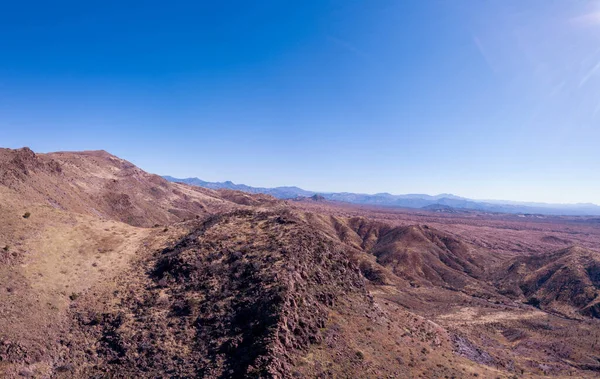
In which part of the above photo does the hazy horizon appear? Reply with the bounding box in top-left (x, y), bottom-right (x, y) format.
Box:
top-left (2, 1), bottom-right (599, 204)
top-left (161, 174), bottom-right (600, 207)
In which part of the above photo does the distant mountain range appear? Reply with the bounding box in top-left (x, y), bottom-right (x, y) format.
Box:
top-left (162, 176), bottom-right (600, 216)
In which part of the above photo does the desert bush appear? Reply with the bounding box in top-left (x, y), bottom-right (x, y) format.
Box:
top-left (359, 261), bottom-right (387, 284)
top-left (2, 245), bottom-right (8, 252)
top-left (23, 212), bottom-right (31, 219)
top-left (525, 297), bottom-right (541, 308)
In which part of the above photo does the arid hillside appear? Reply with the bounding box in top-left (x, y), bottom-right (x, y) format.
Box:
top-left (56, 210), bottom-right (512, 379)
top-left (0, 147), bottom-right (274, 227)
top-left (0, 147), bottom-right (279, 377)
top-left (1, 148), bottom-right (600, 378)
top-left (498, 246), bottom-right (600, 318)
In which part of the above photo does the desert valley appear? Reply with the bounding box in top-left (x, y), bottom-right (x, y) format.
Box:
top-left (0, 147), bottom-right (599, 378)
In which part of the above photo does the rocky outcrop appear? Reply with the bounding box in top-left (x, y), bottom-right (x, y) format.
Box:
top-left (0, 147), bottom-right (61, 186)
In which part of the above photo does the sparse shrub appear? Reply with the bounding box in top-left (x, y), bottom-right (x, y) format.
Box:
top-left (355, 350), bottom-right (364, 360)
top-left (359, 261), bottom-right (387, 284)
top-left (187, 297), bottom-right (201, 309)
top-left (69, 292), bottom-right (80, 301)
top-left (55, 364), bottom-right (74, 373)
top-left (525, 297), bottom-right (541, 308)
top-left (163, 227), bottom-right (169, 232)
top-left (23, 212), bottom-right (31, 219)
top-left (2, 245), bottom-right (8, 252)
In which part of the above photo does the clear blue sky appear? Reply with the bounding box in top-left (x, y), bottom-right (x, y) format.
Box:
top-left (1, 1), bottom-right (599, 204)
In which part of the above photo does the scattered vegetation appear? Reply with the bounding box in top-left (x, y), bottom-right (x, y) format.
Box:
top-left (22, 212), bottom-right (31, 219)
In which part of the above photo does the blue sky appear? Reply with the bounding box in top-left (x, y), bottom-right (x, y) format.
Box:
top-left (1, 1), bottom-right (599, 204)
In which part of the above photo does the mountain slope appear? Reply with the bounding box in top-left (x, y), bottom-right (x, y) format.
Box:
top-left (0, 148), bottom-right (259, 227)
top-left (57, 209), bottom-right (504, 379)
top-left (498, 246), bottom-right (600, 318)
top-left (0, 147), bottom-right (278, 377)
top-left (61, 210), bottom-right (372, 377)
top-left (322, 217), bottom-right (499, 294)
top-left (370, 225), bottom-right (486, 288)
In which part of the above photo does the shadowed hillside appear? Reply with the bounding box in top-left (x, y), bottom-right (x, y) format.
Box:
top-left (498, 246), bottom-right (600, 318)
